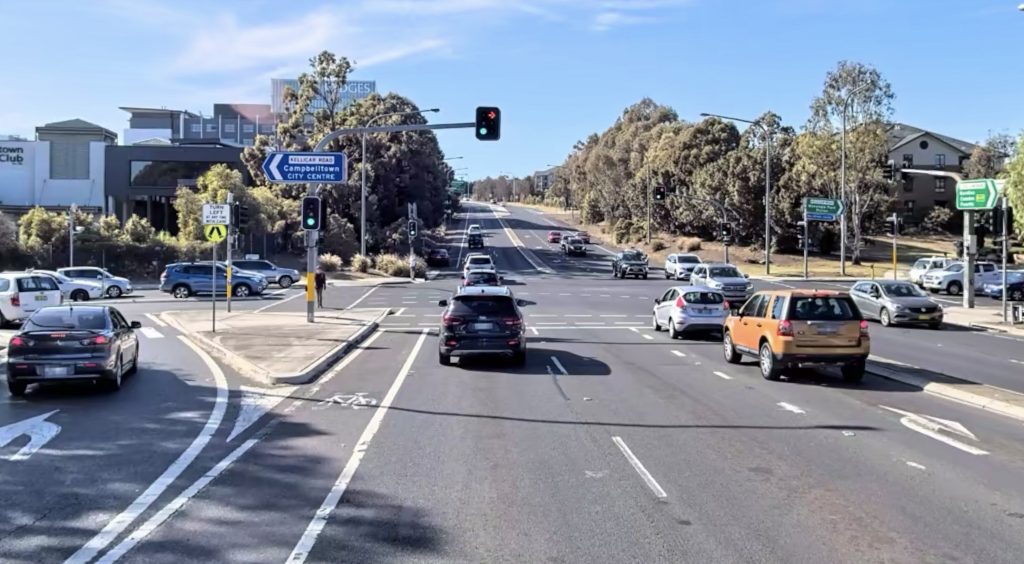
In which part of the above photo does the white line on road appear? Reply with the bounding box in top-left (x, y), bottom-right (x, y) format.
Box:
top-left (559, 293), bottom-right (571, 296)
top-left (641, 334), bottom-right (654, 340)
top-left (66, 335), bottom-right (228, 564)
top-left (600, 295), bottom-right (610, 297)
top-left (551, 356), bottom-right (569, 375)
top-left (565, 314), bottom-right (592, 318)
top-left (346, 285), bottom-right (379, 309)
top-left (392, 307), bottom-right (406, 316)
top-left (611, 436), bottom-right (667, 500)
top-left (600, 314), bottom-right (627, 318)
top-left (777, 402), bottom-right (806, 415)
top-left (144, 313), bottom-right (167, 327)
top-left (1010, 359), bottom-right (1023, 365)
top-left (530, 314), bottom-right (559, 317)
top-left (906, 461), bottom-right (927, 471)
top-left (629, 327), bottom-right (641, 333)
top-left (254, 286), bottom-right (305, 313)
top-left (529, 326), bottom-right (539, 336)
top-left (287, 330), bottom-right (429, 563)
top-left (139, 327), bottom-right (164, 339)
top-left (671, 350), bottom-right (686, 358)
top-left (713, 371), bottom-right (733, 380)
top-left (535, 322), bottom-right (568, 326)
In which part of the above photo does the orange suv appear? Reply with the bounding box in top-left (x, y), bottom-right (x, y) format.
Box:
top-left (722, 290), bottom-right (870, 383)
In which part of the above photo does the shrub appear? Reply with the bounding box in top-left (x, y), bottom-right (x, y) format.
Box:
top-left (375, 253), bottom-right (408, 276)
top-left (921, 206), bottom-right (954, 234)
top-left (318, 253), bottom-right (342, 272)
top-left (350, 253), bottom-right (371, 273)
top-left (677, 237), bottom-right (702, 252)
top-left (650, 240), bottom-right (667, 252)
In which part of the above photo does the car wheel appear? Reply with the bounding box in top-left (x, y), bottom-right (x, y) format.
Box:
top-left (439, 351), bottom-right (452, 366)
top-left (668, 320), bottom-right (680, 340)
top-left (879, 308), bottom-right (892, 327)
top-left (723, 331), bottom-right (741, 364)
top-left (172, 284), bottom-right (191, 299)
top-left (652, 314), bottom-right (662, 331)
top-left (105, 356), bottom-right (124, 391)
top-left (511, 351), bottom-right (526, 366)
top-left (664, 271), bottom-right (671, 279)
top-left (759, 342), bottom-right (781, 381)
top-left (1011, 289), bottom-right (1024, 301)
top-left (841, 360), bottom-right (866, 383)
top-left (106, 285), bottom-right (123, 298)
top-left (7, 379), bottom-right (27, 397)
top-left (278, 276), bottom-right (293, 288)
top-left (71, 289), bottom-right (90, 302)
top-left (0, 311), bottom-right (8, 329)
top-left (233, 284), bottom-right (252, 298)
top-left (642, 273), bottom-right (648, 280)
top-left (947, 281), bottom-right (962, 296)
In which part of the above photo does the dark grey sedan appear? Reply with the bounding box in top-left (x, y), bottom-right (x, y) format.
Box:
top-left (850, 280), bottom-right (943, 328)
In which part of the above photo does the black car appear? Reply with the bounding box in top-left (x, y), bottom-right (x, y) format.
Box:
top-left (612, 250), bottom-right (649, 279)
top-left (467, 233), bottom-right (485, 249)
top-left (6, 305), bottom-right (141, 396)
top-left (426, 248), bottom-right (451, 267)
top-left (437, 286), bottom-right (528, 366)
top-left (561, 237), bottom-right (587, 257)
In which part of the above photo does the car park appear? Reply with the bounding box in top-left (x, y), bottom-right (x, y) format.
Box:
top-left (652, 286), bottom-right (729, 339)
top-left (722, 290), bottom-right (869, 383)
top-left (5, 305), bottom-right (140, 396)
top-left (611, 249), bottom-right (649, 279)
top-left (159, 262), bottom-right (268, 298)
top-left (909, 256), bottom-right (955, 287)
top-left (57, 267), bottom-right (133, 298)
top-left (561, 236), bottom-right (587, 257)
top-left (689, 263), bottom-right (751, 306)
top-left (664, 253), bottom-right (702, 280)
top-left (921, 261), bottom-right (1000, 295)
top-left (849, 280), bottom-right (942, 328)
top-left (30, 269), bottom-right (103, 301)
top-left (0, 272), bottom-right (64, 327)
top-left (437, 285), bottom-right (528, 366)
top-left (231, 259), bottom-right (300, 288)
top-left (547, 231), bottom-right (562, 243)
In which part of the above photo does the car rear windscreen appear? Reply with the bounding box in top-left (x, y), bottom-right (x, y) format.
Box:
top-left (468, 257), bottom-right (491, 265)
top-left (467, 272), bottom-right (498, 283)
top-left (788, 297), bottom-right (859, 321)
top-left (451, 296), bottom-right (516, 316)
top-left (24, 308), bottom-right (108, 330)
top-left (682, 291), bottom-right (724, 304)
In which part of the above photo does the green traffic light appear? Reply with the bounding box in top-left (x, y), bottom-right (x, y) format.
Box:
top-left (306, 217), bottom-right (314, 226)
top-left (479, 127), bottom-right (488, 135)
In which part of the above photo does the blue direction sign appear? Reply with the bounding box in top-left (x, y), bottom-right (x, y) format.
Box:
top-left (261, 152), bottom-right (347, 184)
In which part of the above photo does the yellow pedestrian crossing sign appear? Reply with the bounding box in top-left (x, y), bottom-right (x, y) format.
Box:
top-left (204, 224), bottom-right (227, 242)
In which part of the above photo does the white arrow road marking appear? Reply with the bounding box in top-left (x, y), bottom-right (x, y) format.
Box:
top-left (0, 410), bottom-right (61, 461)
top-left (880, 405), bottom-right (989, 455)
top-left (228, 385), bottom-right (297, 442)
top-left (777, 402), bottom-right (806, 415)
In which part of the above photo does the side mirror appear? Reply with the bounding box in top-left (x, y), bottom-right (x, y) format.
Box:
top-left (516, 299), bottom-right (528, 307)
top-left (743, 273), bottom-right (750, 279)
top-left (498, 276), bottom-right (504, 283)
top-left (460, 273), bottom-right (465, 279)
top-left (654, 298), bottom-right (662, 304)
top-left (130, 321), bottom-right (142, 329)
top-left (437, 299), bottom-right (448, 307)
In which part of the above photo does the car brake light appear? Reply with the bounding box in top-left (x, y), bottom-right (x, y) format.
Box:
top-left (10, 295), bottom-right (20, 307)
top-left (723, 300), bottom-right (730, 310)
top-left (675, 296), bottom-right (685, 308)
top-left (81, 335), bottom-right (110, 345)
top-left (502, 317), bottom-right (523, 328)
top-left (777, 320), bottom-right (794, 337)
top-left (443, 314), bottom-right (464, 326)
top-left (859, 320), bottom-right (870, 337)
top-left (10, 336), bottom-right (26, 346)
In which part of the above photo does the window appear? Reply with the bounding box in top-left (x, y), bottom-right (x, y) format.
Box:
top-left (739, 295), bottom-right (763, 317)
top-left (770, 296), bottom-right (786, 319)
top-left (242, 124), bottom-right (255, 133)
top-left (661, 289), bottom-right (677, 302)
top-left (111, 310), bottom-right (129, 329)
top-left (709, 266), bottom-right (741, 278)
top-left (789, 297), bottom-right (858, 321)
top-left (919, 140), bottom-right (929, 150)
top-left (753, 296), bottom-right (770, 318)
top-left (667, 255), bottom-right (677, 263)
top-left (34, 276), bottom-right (59, 291)
top-left (224, 123), bottom-right (236, 133)
top-left (261, 124), bottom-right (274, 133)
top-left (130, 161), bottom-right (235, 187)
top-left (450, 296), bottom-right (516, 316)
top-left (853, 282), bottom-right (871, 293)
top-left (25, 308), bottom-right (108, 330)
top-left (902, 154), bottom-right (913, 167)
top-left (904, 201), bottom-right (915, 212)
top-left (935, 178), bottom-right (946, 192)
top-left (678, 255), bottom-right (701, 264)
top-left (205, 124), bottom-right (217, 132)
top-left (681, 291), bottom-right (724, 305)
top-left (0, 278), bottom-right (9, 292)
top-left (935, 154), bottom-right (946, 167)
top-left (190, 124), bottom-right (201, 133)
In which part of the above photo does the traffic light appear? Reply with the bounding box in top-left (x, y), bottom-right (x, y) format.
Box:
top-left (720, 222), bottom-right (732, 240)
top-left (886, 215), bottom-right (901, 236)
top-left (237, 204), bottom-right (250, 233)
top-left (796, 221), bottom-right (806, 250)
top-left (881, 161), bottom-right (895, 181)
top-left (408, 219), bottom-right (418, 239)
top-left (301, 196), bottom-right (322, 231)
top-left (653, 186), bottom-right (667, 202)
top-left (991, 206), bottom-right (1014, 239)
top-left (475, 106), bottom-right (501, 141)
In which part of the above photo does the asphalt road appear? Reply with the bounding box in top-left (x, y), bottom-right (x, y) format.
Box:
top-left (2, 200), bottom-right (1024, 563)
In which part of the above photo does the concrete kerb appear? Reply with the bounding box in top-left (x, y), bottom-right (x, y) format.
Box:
top-left (866, 360), bottom-right (1024, 423)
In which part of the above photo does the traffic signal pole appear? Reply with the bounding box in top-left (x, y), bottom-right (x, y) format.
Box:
top-left (891, 212), bottom-right (898, 281)
top-left (1003, 196), bottom-right (1009, 323)
top-left (226, 193), bottom-right (233, 313)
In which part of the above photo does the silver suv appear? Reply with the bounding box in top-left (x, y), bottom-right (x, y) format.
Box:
top-left (689, 263), bottom-right (752, 306)
top-left (232, 260), bottom-right (300, 288)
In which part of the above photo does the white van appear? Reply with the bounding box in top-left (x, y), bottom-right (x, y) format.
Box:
top-left (0, 272), bottom-right (64, 327)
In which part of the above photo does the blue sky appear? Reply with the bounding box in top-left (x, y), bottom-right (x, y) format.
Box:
top-left (1, 0), bottom-right (1022, 179)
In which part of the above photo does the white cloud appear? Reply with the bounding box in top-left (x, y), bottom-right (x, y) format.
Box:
top-left (591, 10), bottom-right (652, 31)
top-left (357, 38), bottom-right (451, 67)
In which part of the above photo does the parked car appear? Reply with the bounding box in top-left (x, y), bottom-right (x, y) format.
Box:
top-left (849, 280), bottom-right (943, 328)
top-left (467, 233), bottom-right (485, 249)
top-left (426, 248), bottom-right (452, 267)
top-left (921, 261), bottom-right (1000, 295)
top-left (5, 305), bottom-right (140, 396)
top-left (689, 263), bottom-right (751, 306)
top-left (231, 259), bottom-right (300, 288)
top-left (611, 249), bottom-right (649, 279)
top-left (0, 272), bottom-right (64, 327)
top-left (909, 256), bottom-right (955, 287)
top-left (547, 231), bottom-right (562, 243)
top-left (437, 285), bottom-right (528, 366)
top-left (652, 286), bottom-right (729, 339)
top-left (664, 253), bottom-right (702, 280)
top-left (722, 290), bottom-right (869, 383)
top-left (983, 271), bottom-right (1024, 301)
top-left (57, 267), bottom-right (133, 299)
top-left (30, 269), bottom-right (103, 301)
top-left (159, 262), bottom-right (268, 299)
top-left (561, 237), bottom-right (587, 257)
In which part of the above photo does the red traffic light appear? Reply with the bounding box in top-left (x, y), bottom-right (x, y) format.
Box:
top-left (475, 106), bottom-right (501, 141)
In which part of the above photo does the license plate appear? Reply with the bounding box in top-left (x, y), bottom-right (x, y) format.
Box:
top-left (472, 322), bottom-right (495, 331)
top-left (35, 294), bottom-right (48, 301)
top-left (42, 365), bottom-right (70, 377)
top-left (816, 325), bottom-right (839, 335)
top-left (918, 314), bottom-right (930, 320)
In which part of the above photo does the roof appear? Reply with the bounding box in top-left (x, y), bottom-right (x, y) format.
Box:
top-left (36, 119), bottom-right (117, 139)
top-left (119, 106), bottom-right (199, 118)
top-left (887, 123), bottom-right (977, 155)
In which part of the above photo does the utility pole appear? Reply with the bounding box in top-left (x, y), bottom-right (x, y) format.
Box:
top-left (891, 212), bottom-right (898, 281)
top-left (646, 169), bottom-right (652, 245)
top-left (1002, 196), bottom-right (1009, 323)
top-left (68, 203), bottom-right (78, 267)
top-left (226, 193), bottom-right (234, 312)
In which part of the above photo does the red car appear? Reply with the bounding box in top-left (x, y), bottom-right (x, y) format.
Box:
top-left (547, 231), bottom-right (562, 243)
top-left (576, 231), bottom-right (591, 244)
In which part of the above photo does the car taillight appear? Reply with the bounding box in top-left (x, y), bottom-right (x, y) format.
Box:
top-left (10, 295), bottom-right (20, 307)
top-left (443, 314), bottom-right (464, 326)
top-left (859, 320), bottom-right (870, 337)
top-left (10, 336), bottom-right (26, 346)
top-left (675, 296), bottom-right (685, 308)
top-left (723, 300), bottom-right (730, 310)
top-left (777, 320), bottom-right (794, 337)
top-left (502, 317), bottom-right (523, 328)
top-left (81, 335), bottom-right (110, 345)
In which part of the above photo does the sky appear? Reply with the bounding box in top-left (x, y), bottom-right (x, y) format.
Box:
top-left (1, 0), bottom-right (1023, 180)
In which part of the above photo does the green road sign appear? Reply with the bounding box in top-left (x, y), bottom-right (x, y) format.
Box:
top-left (956, 178), bottom-right (1001, 210)
top-left (449, 180), bottom-right (469, 194)
top-left (803, 197), bottom-right (845, 221)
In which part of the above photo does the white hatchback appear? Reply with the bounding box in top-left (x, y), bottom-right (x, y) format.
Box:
top-left (0, 272), bottom-right (64, 327)
top-left (652, 285), bottom-right (730, 339)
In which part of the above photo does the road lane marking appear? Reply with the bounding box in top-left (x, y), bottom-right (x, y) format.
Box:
top-left (777, 402), bottom-right (806, 415)
top-left (551, 356), bottom-right (569, 375)
top-left (906, 461), bottom-right (927, 471)
top-left (620, 295), bottom-right (630, 299)
top-left (253, 287), bottom-right (305, 313)
top-left (392, 307), bottom-right (406, 316)
top-left (66, 335), bottom-right (229, 564)
top-left (600, 294), bottom-right (610, 297)
top-left (1011, 359), bottom-right (1023, 365)
top-left (497, 215), bottom-right (554, 274)
top-left (565, 314), bottom-right (592, 318)
top-left (529, 326), bottom-right (539, 335)
top-left (535, 322), bottom-right (567, 326)
top-left (671, 350), bottom-right (686, 358)
top-left (530, 314), bottom-right (558, 317)
top-left (144, 313), bottom-right (167, 327)
top-left (880, 405), bottom-right (989, 456)
top-left (713, 371), bottom-right (733, 380)
top-left (0, 410), bottom-right (61, 461)
top-left (601, 314), bottom-right (627, 317)
top-left (641, 334), bottom-right (654, 340)
top-left (611, 437), bottom-right (667, 500)
top-left (139, 327), bottom-right (164, 339)
top-left (346, 286), bottom-right (379, 309)
top-left (287, 330), bottom-right (429, 563)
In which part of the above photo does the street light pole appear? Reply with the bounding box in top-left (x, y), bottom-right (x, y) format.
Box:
top-left (360, 108), bottom-right (439, 256)
top-left (840, 83), bottom-right (871, 276)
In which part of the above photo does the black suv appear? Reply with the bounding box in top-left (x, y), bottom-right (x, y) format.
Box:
top-left (437, 286), bottom-right (527, 366)
top-left (561, 237), bottom-right (587, 257)
top-left (612, 250), bottom-right (649, 279)
top-left (467, 233), bottom-right (485, 249)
